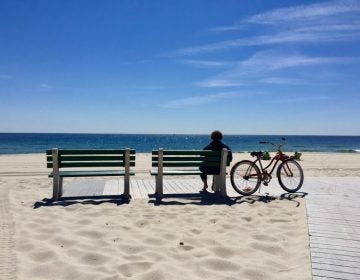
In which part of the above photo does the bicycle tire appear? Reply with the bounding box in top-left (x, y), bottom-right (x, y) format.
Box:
top-left (277, 159), bottom-right (304, 193)
top-left (230, 160), bottom-right (261, 196)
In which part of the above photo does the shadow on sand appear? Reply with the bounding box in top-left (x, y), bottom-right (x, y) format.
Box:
top-left (148, 190), bottom-right (308, 207)
top-left (33, 194), bottom-right (130, 209)
top-left (33, 191), bottom-right (308, 208)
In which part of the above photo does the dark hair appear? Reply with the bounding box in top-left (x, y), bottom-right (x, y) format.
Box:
top-left (211, 130), bottom-right (223, 141)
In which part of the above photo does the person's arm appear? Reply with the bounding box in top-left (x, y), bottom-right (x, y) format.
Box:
top-left (225, 145), bottom-right (233, 163)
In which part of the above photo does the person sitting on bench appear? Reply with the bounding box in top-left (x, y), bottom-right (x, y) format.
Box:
top-left (200, 130), bottom-right (232, 191)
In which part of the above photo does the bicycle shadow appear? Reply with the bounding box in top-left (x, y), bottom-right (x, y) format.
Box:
top-left (148, 190), bottom-right (308, 207)
top-left (233, 192), bottom-right (308, 207)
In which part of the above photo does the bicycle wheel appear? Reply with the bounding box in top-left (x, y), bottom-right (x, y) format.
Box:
top-left (277, 160), bottom-right (304, 193)
top-left (230, 160), bottom-right (261, 195)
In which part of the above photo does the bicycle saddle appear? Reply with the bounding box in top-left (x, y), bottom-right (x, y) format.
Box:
top-left (250, 151), bottom-right (264, 158)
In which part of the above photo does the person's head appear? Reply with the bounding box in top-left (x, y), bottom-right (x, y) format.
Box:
top-left (211, 130), bottom-right (223, 141)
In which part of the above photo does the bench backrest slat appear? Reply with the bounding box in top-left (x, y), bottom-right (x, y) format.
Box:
top-left (152, 150), bottom-right (220, 156)
top-left (46, 149), bottom-right (135, 169)
top-left (151, 149), bottom-right (223, 168)
top-left (152, 162), bottom-right (222, 168)
top-left (151, 156), bottom-right (220, 162)
top-left (46, 149), bottom-right (135, 155)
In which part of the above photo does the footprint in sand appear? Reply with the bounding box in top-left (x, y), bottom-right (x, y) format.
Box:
top-left (201, 258), bottom-right (239, 272)
top-left (250, 242), bottom-right (284, 255)
top-left (117, 261), bottom-right (153, 277)
top-left (30, 249), bottom-right (57, 262)
top-left (241, 217), bottom-right (252, 222)
top-left (189, 229), bottom-right (202, 235)
top-left (143, 237), bottom-right (164, 246)
top-left (252, 234), bottom-right (279, 242)
top-left (269, 218), bottom-right (291, 223)
top-left (243, 268), bottom-right (271, 279)
top-left (80, 252), bottom-right (109, 266)
top-left (210, 246), bottom-right (237, 258)
top-left (119, 244), bottom-right (147, 254)
top-left (75, 229), bottom-right (105, 239)
top-left (134, 219), bottom-right (150, 228)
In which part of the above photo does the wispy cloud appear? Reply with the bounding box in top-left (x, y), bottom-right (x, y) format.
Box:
top-left (269, 95), bottom-right (332, 103)
top-left (171, 0), bottom-right (360, 56)
top-left (245, 0), bottom-right (360, 24)
top-left (196, 79), bottom-right (244, 88)
top-left (161, 91), bottom-right (244, 108)
top-left (196, 49), bottom-right (360, 87)
top-left (177, 59), bottom-right (234, 68)
top-left (259, 77), bottom-right (305, 85)
top-left (38, 83), bottom-right (52, 91)
top-left (210, 0), bottom-right (360, 31)
top-left (172, 30), bottom-right (360, 56)
top-left (239, 51), bottom-right (360, 72)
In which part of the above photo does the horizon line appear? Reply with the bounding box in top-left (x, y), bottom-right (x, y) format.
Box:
top-left (0, 132), bottom-right (359, 137)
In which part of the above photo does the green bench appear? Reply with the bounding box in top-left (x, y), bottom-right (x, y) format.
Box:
top-left (46, 148), bottom-right (135, 200)
top-left (151, 148), bottom-right (229, 198)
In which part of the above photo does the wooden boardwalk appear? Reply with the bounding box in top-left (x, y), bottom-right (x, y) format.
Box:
top-left (62, 176), bottom-right (360, 280)
top-left (304, 177), bottom-right (360, 280)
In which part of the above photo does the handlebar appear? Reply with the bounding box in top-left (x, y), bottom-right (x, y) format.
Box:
top-left (259, 138), bottom-right (287, 151)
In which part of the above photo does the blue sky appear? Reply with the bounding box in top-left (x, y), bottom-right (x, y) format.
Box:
top-left (0, 0), bottom-right (359, 135)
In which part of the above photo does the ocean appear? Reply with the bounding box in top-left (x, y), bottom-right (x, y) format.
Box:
top-left (0, 133), bottom-right (359, 154)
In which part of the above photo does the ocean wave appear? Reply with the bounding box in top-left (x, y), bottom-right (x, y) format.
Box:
top-left (335, 149), bottom-right (360, 153)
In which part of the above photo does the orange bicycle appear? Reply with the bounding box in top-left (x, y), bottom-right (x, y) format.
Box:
top-left (230, 138), bottom-right (304, 195)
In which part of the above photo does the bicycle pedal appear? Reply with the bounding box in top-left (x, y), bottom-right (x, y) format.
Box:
top-left (263, 182), bottom-right (268, 186)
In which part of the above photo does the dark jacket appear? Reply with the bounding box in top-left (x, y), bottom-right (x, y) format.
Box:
top-left (203, 140), bottom-right (233, 164)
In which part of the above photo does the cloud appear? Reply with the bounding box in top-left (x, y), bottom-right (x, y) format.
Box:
top-left (209, 0), bottom-right (360, 31)
top-left (196, 79), bottom-right (244, 88)
top-left (195, 49), bottom-right (360, 87)
top-left (239, 51), bottom-right (360, 72)
top-left (259, 77), bottom-right (305, 85)
top-left (161, 91), bottom-right (243, 108)
top-left (245, 0), bottom-right (360, 25)
top-left (177, 59), bottom-right (234, 68)
top-left (172, 30), bottom-right (359, 56)
top-left (269, 95), bottom-right (332, 103)
top-left (38, 83), bottom-right (52, 91)
top-left (171, 0), bottom-right (360, 56)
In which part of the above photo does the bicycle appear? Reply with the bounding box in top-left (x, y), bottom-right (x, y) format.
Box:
top-left (230, 138), bottom-right (304, 196)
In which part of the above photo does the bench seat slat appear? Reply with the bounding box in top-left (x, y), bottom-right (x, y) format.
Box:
top-left (47, 162), bottom-right (135, 168)
top-left (151, 170), bottom-right (205, 176)
top-left (49, 170), bottom-right (135, 178)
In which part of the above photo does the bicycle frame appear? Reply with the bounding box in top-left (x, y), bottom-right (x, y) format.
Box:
top-left (254, 152), bottom-right (292, 177)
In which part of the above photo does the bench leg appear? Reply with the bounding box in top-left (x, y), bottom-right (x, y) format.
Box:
top-left (59, 177), bottom-right (63, 197)
top-left (123, 177), bottom-right (131, 199)
top-left (52, 175), bottom-right (60, 201)
top-left (155, 175), bottom-right (163, 198)
top-left (213, 175), bottom-right (227, 196)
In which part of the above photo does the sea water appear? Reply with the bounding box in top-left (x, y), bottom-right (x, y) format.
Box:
top-left (0, 133), bottom-right (359, 154)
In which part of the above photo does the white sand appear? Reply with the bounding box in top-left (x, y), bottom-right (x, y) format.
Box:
top-left (2, 152), bottom-right (359, 279)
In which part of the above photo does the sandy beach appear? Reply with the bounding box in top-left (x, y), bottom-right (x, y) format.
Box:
top-left (1, 152), bottom-right (359, 279)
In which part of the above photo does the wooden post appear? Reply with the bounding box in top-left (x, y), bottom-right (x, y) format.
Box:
top-left (52, 148), bottom-right (60, 201)
top-left (123, 148), bottom-right (131, 199)
top-left (155, 149), bottom-right (164, 198)
top-left (213, 149), bottom-right (228, 196)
